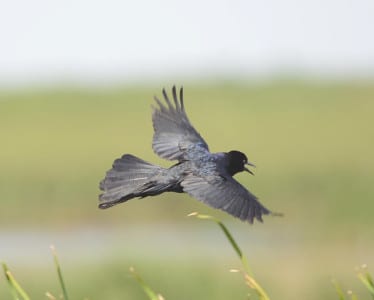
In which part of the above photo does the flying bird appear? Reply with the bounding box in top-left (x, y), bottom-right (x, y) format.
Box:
top-left (99, 86), bottom-right (273, 223)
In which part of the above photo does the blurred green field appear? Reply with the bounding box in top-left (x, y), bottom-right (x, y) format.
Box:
top-left (1, 81), bottom-right (374, 299)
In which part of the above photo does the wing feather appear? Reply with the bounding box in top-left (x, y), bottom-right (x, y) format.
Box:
top-left (152, 86), bottom-right (209, 161)
top-left (182, 174), bottom-right (271, 224)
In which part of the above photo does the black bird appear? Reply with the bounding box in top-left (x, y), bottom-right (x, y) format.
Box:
top-left (99, 86), bottom-right (272, 223)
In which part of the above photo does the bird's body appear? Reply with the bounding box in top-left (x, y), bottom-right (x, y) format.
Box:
top-left (99, 86), bottom-right (273, 223)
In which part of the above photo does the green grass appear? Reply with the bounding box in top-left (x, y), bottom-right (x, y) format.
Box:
top-left (189, 212), bottom-right (270, 299)
top-left (2, 216), bottom-right (268, 300)
top-left (2, 263), bottom-right (31, 300)
top-left (1, 81), bottom-right (373, 228)
top-left (1, 81), bottom-right (374, 299)
top-left (2, 215), bottom-right (374, 300)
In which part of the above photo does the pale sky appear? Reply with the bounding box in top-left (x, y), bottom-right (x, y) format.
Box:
top-left (1, 0), bottom-right (374, 86)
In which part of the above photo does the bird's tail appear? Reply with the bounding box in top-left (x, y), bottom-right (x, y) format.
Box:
top-left (99, 154), bottom-right (164, 209)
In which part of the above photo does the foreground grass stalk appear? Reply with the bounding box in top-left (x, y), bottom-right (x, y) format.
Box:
top-left (129, 267), bottom-right (164, 300)
top-left (357, 265), bottom-right (374, 298)
top-left (2, 263), bottom-right (30, 300)
top-left (50, 245), bottom-right (69, 300)
top-left (188, 212), bottom-right (270, 300)
top-left (333, 265), bottom-right (374, 300)
top-left (332, 279), bottom-right (346, 300)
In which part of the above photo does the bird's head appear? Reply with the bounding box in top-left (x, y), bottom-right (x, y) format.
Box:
top-left (227, 150), bottom-right (255, 176)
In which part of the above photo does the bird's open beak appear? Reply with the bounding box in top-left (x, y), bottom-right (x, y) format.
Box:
top-left (246, 161), bottom-right (256, 167)
top-left (244, 162), bottom-right (256, 175)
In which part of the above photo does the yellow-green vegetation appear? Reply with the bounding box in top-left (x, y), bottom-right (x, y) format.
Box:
top-left (1, 82), bottom-right (373, 227)
top-left (1, 81), bottom-right (374, 299)
top-left (189, 212), bottom-right (270, 300)
top-left (2, 215), bottom-right (374, 300)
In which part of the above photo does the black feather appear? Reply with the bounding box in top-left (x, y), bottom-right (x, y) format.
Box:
top-left (99, 86), bottom-right (275, 224)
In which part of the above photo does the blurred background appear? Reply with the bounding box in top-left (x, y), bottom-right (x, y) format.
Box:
top-left (1, 0), bottom-right (374, 299)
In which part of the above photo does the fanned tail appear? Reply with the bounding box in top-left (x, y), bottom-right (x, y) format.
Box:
top-left (99, 154), bottom-right (163, 209)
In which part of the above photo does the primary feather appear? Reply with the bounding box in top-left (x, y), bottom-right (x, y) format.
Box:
top-left (152, 86), bottom-right (209, 161)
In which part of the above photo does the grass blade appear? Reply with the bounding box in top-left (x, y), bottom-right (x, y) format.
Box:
top-left (50, 245), bottom-right (69, 300)
top-left (187, 213), bottom-right (252, 272)
top-left (2, 263), bottom-right (19, 300)
top-left (2, 263), bottom-right (30, 300)
top-left (332, 279), bottom-right (346, 300)
top-left (188, 212), bottom-right (270, 300)
top-left (129, 267), bottom-right (164, 300)
top-left (357, 265), bottom-right (374, 297)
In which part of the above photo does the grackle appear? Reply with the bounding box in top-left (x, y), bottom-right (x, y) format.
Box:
top-left (99, 86), bottom-right (274, 223)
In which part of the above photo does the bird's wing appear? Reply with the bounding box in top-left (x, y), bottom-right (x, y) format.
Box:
top-left (181, 174), bottom-right (271, 223)
top-left (152, 86), bottom-right (209, 161)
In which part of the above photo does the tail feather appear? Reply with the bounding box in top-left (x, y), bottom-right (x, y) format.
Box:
top-left (99, 154), bottom-right (162, 209)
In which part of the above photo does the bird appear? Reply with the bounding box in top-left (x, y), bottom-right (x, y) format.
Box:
top-left (99, 86), bottom-right (273, 223)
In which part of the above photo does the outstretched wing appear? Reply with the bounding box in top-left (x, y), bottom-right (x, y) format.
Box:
top-left (181, 174), bottom-right (271, 224)
top-left (152, 86), bottom-right (209, 161)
